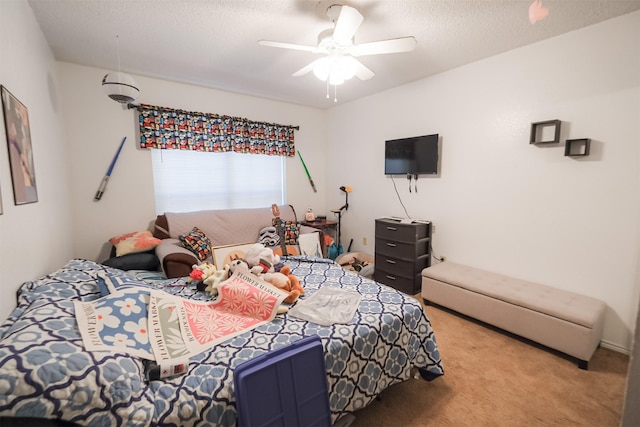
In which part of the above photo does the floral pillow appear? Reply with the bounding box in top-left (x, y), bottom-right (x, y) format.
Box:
top-left (109, 230), bottom-right (162, 257)
top-left (179, 226), bottom-right (212, 261)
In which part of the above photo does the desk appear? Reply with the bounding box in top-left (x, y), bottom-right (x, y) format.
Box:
top-left (300, 220), bottom-right (338, 257)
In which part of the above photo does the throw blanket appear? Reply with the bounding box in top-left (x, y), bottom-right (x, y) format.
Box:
top-left (75, 271), bottom-right (287, 362)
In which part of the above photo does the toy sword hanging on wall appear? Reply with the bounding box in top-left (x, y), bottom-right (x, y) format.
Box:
top-left (297, 151), bottom-right (317, 193)
top-left (94, 136), bottom-right (127, 201)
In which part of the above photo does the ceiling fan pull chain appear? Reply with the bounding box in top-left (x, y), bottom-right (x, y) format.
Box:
top-left (334, 84), bottom-right (338, 103)
top-left (326, 79), bottom-right (330, 99)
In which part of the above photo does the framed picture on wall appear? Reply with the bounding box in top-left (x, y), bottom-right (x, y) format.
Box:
top-left (1, 85), bottom-right (38, 205)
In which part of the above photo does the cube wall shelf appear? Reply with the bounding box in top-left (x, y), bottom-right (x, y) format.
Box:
top-left (565, 138), bottom-right (591, 157)
top-left (530, 119), bottom-right (561, 144)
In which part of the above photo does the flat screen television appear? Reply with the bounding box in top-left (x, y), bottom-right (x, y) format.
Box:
top-left (384, 133), bottom-right (439, 175)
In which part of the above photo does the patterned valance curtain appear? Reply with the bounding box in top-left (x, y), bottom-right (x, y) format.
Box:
top-left (135, 103), bottom-right (297, 156)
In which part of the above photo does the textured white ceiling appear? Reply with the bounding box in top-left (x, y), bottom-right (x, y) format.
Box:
top-left (26, 0), bottom-right (640, 109)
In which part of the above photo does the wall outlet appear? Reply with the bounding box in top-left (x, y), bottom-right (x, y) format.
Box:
top-left (362, 237), bottom-right (367, 245)
top-left (432, 225), bottom-right (436, 233)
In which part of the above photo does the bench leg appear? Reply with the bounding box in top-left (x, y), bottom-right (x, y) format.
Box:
top-left (578, 359), bottom-right (588, 370)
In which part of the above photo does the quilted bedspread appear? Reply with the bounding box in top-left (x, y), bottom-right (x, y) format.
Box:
top-left (0, 258), bottom-right (443, 426)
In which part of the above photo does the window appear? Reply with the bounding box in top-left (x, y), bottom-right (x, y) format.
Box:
top-left (151, 149), bottom-right (285, 214)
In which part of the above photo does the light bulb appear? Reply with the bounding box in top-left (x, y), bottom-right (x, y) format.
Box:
top-left (334, 56), bottom-right (357, 81)
top-left (312, 57), bottom-right (331, 81)
top-left (329, 71), bottom-right (345, 86)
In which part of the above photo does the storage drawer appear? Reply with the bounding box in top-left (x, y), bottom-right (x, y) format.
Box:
top-left (374, 269), bottom-right (421, 295)
top-left (375, 219), bottom-right (429, 242)
top-left (375, 254), bottom-right (430, 276)
top-left (375, 237), bottom-right (428, 260)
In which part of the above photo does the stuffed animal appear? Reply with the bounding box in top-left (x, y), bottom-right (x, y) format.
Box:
top-left (263, 265), bottom-right (304, 305)
top-left (244, 243), bottom-right (281, 276)
top-left (279, 265), bottom-right (304, 296)
top-left (228, 258), bottom-right (250, 274)
top-left (188, 262), bottom-right (229, 296)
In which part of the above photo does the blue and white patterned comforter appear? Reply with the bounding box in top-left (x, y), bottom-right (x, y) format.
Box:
top-left (0, 258), bottom-right (443, 426)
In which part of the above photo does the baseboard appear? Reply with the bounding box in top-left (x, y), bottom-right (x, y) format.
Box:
top-left (601, 339), bottom-right (630, 355)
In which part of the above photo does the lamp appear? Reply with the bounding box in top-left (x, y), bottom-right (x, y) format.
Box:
top-left (339, 185), bottom-right (352, 211)
top-left (101, 35), bottom-right (140, 105)
top-left (330, 185), bottom-right (353, 259)
top-left (101, 72), bottom-right (140, 104)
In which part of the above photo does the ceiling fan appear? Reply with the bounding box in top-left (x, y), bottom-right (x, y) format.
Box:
top-left (258, 4), bottom-right (416, 88)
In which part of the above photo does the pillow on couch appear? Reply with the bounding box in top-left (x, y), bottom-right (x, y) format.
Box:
top-left (109, 230), bottom-right (162, 257)
top-left (271, 220), bottom-right (299, 245)
top-left (179, 226), bottom-right (212, 261)
top-left (257, 226), bottom-right (279, 247)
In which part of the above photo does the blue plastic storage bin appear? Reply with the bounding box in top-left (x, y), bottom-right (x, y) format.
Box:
top-left (233, 335), bottom-right (331, 427)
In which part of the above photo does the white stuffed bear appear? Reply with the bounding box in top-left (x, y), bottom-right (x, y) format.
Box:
top-left (244, 243), bottom-right (281, 276)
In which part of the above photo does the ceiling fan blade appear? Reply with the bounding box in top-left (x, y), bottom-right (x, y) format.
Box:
top-left (258, 40), bottom-right (319, 53)
top-left (349, 37), bottom-right (417, 56)
top-left (332, 5), bottom-right (364, 45)
top-left (292, 59), bottom-right (324, 77)
top-left (353, 59), bottom-right (375, 80)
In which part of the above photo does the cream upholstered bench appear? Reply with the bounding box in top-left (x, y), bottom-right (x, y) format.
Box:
top-left (421, 261), bottom-right (606, 369)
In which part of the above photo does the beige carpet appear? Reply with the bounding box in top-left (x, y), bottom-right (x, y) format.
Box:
top-left (350, 300), bottom-right (630, 427)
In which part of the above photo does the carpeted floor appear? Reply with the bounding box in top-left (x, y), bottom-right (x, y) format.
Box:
top-left (350, 299), bottom-right (630, 426)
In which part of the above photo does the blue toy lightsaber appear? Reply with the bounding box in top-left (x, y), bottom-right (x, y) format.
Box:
top-left (94, 136), bottom-right (127, 201)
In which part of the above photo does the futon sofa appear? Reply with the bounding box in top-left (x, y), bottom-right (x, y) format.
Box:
top-left (153, 204), bottom-right (323, 278)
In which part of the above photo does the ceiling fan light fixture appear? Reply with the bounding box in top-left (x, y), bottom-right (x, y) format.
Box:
top-left (258, 4), bottom-right (416, 99)
top-left (333, 56), bottom-right (357, 80)
top-left (312, 55), bottom-right (356, 85)
top-left (328, 73), bottom-right (345, 86)
top-left (312, 57), bottom-right (332, 81)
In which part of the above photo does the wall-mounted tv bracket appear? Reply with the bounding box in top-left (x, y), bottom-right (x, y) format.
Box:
top-left (407, 174), bottom-right (419, 193)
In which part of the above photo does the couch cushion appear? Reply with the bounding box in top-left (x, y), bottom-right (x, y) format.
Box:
top-left (179, 227), bottom-right (212, 261)
top-left (109, 230), bottom-right (162, 257)
top-left (422, 262), bottom-right (605, 329)
top-left (272, 219), bottom-right (299, 245)
top-left (163, 205), bottom-right (297, 247)
top-left (257, 226), bottom-right (279, 247)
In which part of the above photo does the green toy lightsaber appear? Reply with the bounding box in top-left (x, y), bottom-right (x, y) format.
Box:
top-left (297, 151), bottom-right (317, 193)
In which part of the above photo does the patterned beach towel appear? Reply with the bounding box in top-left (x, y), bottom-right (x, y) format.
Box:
top-left (75, 270), bottom-right (287, 361)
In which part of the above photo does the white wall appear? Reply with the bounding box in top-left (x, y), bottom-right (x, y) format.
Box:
top-left (56, 63), bottom-right (327, 262)
top-left (326, 12), bottom-right (640, 351)
top-left (0, 0), bottom-right (74, 322)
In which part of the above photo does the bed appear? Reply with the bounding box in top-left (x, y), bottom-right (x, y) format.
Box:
top-left (0, 256), bottom-right (443, 426)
